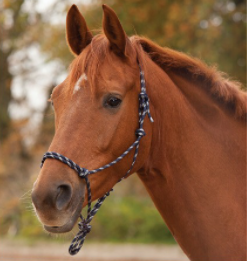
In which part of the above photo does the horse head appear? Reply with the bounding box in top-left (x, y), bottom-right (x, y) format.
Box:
top-left (31, 4), bottom-right (152, 234)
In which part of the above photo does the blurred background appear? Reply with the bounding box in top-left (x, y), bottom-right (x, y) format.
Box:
top-left (0, 0), bottom-right (246, 260)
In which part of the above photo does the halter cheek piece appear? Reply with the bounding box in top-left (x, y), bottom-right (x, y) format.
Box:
top-left (40, 64), bottom-right (154, 255)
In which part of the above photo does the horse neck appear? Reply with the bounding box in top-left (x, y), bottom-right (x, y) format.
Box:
top-left (137, 60), bottom-right (246, 261)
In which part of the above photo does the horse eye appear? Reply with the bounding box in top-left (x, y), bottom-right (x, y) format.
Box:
top-left (105, 97), bottom-right (122, 108)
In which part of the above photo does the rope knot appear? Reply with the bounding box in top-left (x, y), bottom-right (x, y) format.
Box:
top-left (79, 168), bottom-right (89, 177)
top-left (139, 92), bottom-right (154, 123)
top-left (78, 220), bottom-right (92, 234)
top-left (139, 92), bottom-right (149, 106)
top-left (135, 128), bottom-right (146, 137)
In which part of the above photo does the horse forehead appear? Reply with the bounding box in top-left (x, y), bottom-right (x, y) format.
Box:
top-left (70, 56), bottom-right (138, 95)
top-left (97, 63), bottom-right (137, 88)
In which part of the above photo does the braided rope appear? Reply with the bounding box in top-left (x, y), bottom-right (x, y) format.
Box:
top-left (40, 64), bottom-right (153, 255)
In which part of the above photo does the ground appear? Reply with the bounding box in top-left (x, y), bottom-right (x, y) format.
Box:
top-left (0, 239), bottom-right (189, 261)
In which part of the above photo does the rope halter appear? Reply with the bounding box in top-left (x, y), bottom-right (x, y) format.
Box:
top-left (40, 63), bottom-right (154, 255)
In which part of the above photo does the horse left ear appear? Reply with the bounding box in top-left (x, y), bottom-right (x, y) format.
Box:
top-left (66, 5), bottom-right (93, 56)
top-left (102, 4), bottom-right (127, 56)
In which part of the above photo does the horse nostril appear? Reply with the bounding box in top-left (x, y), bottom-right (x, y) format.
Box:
top-left (56, 184), bottom-right (72, 210)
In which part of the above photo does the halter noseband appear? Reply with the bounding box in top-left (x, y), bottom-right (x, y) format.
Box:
top-left (40, 63), bottom-right (153, 255)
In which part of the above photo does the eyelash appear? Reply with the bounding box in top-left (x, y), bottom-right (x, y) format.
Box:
top-left (48, 98), bottom-right (54, 107)
top-left (104, 96), bottom-right (122, 108)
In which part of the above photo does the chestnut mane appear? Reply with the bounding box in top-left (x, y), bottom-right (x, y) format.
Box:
top-left (131, 36), bottom-right (247, 121)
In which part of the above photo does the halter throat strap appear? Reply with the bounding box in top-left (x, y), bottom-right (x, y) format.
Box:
top-left (40, 63), bottom-right (153, 255)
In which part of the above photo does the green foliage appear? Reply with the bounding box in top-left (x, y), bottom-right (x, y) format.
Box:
top-left (18, 208), bottom-right (45, 238)
top-left (88, 196), bottom-right (175, 243)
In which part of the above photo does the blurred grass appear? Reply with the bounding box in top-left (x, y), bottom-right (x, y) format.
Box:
top-left (88, 196), bottom-right (175, 244)
top-left (1, 195), bottom-right (175, 244)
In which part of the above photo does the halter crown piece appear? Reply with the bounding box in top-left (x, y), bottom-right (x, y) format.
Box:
top-left (40, 63), bottom-right (154, 255)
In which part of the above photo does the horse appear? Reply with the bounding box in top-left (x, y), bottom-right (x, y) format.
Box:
top-left (31, 4), bottom-right (246, 261)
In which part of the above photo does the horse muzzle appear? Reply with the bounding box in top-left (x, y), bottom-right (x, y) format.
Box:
top-left (43, 201), bottom-right (84, 233)
top-left (31, 166), bottom-right (85, 233)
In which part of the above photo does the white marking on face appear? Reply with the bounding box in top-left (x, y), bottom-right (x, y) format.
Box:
top-left (81, 73), bottom-right (87, 81)
top-left (73, 73), bottom-right (87, 94)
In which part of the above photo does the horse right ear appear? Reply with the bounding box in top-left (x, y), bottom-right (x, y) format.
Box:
top-left (66, 5), bottom-right (93, 56)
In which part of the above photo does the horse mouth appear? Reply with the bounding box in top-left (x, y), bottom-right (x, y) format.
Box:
top-left (43, 198), bottom-right (84, 234)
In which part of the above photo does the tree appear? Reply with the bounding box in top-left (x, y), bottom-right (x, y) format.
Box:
top-left (0, 1), bottom-right (54, 235)
top-left (0, 0), bottom-right (40, 141)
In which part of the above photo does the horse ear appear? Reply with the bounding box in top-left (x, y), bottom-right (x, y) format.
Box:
top-left (66, 5), bottom-right (93, 56)
top-left (102, 4), bottom-right (127, 56)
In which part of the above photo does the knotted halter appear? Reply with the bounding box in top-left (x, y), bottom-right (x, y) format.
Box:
top-left (40, 63), bottom-right (153, 255)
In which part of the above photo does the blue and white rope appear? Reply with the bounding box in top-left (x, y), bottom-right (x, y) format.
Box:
top-left (40, 64), bottom-right (153, 255)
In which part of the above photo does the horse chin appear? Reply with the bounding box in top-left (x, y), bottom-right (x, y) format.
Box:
top-left (43, 197), bottom-right (84, 234)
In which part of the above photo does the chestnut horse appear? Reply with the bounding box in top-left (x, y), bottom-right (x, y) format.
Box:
top-left (31, 4), bottom-right (246, 261)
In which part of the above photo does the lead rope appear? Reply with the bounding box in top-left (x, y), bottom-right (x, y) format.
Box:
top-left (40, 64), bottom-right (153, 255)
